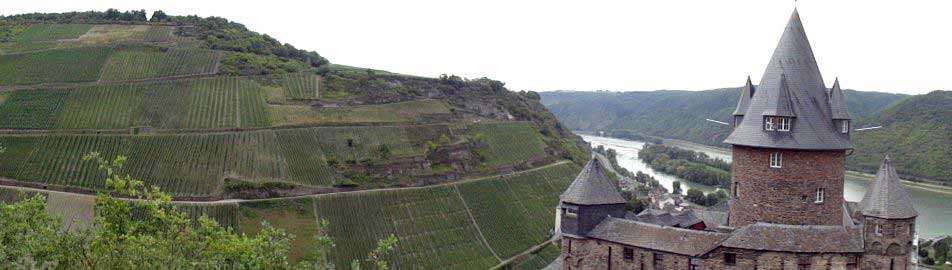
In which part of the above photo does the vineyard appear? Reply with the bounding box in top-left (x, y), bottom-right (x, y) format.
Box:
top-left (269, 99), bottom-right (451, 126)
top-left (0, 46), bottom-right (113, 85)
top-left (456, 162), bottom-right (578, 258)
top-left (99, 47), bottom-right (221, 82)
top-left (0, 77), bottom-right (270, 129)
top-left (15, 24), bottom-right (92, 42)
top-left (469, 122), bottom-right (548, 167)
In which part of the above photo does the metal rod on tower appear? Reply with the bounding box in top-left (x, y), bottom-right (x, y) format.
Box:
top-left (705, 119), bottom-right (730, 126)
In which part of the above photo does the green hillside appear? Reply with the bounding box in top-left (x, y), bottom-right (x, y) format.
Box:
top-left (540, 89), bottom-right (952, 183)
top-left (0, 9), bottom-right (587, 268)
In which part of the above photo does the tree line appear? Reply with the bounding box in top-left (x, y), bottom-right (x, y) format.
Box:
top-left (637, 144), bottom-right (731, 188)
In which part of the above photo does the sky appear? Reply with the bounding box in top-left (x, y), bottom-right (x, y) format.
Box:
top-left (4, 0), bottom-right (950, 94)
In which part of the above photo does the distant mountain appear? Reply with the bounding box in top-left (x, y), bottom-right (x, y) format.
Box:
top-left (540, 88), bottom-right (952, 183)
top-left (849, 90), bottom-right (951, 183)
top-left (541, 87), bottom-right (908, 146)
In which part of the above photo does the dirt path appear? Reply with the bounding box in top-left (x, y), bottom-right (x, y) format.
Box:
top-left (455, 185), bottom-right (503, 262)
top-left (0, 161), bottom-right (573, 205)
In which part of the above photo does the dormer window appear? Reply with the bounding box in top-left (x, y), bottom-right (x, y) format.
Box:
top-left (778, 117), bottom-right (791, 131)
top-left (769, 152), bottom-right (782, 168)
top-left (764, 117), bottom-right (792, 131)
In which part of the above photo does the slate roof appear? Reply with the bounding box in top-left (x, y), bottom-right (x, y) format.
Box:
top-left (829, 78), bottom-right (851, 120)
top-left (762, 74), bottom-right (797, 117)
top-left (859, 156), bottom-right (918, 219)
top-left (587, 218), bottom-right (729, 256)
top-left (720, 222), bottom-right (865, 253)
top-left (731, 76), bottom-right (756, 116)
top-left (691, 209), bottom-right (729, 228)
top-left (723, 9), bottom-right (853, 150)
top-left (559, 158), bottom-right (627, 205)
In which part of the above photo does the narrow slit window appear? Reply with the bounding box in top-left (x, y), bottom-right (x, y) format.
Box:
top-left (769, 152), bottom-right (782, 168)
top-left (778, 117), bottom-right (791, 131)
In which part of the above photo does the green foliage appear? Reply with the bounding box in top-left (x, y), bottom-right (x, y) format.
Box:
top-left (672, 181), bottom-right (682, 194)
top-left (848, 90), bottom-right (952, 183)
top-left (0, 153), bottom-right (395, 269)
top-left (150, 10), bottom-right (169, 22)
top-left (469, 122), bottom-right (548, 167)
top-left (0, 46), bottom-right (113, 85)
top-left (684, 188), bottom-right (727, 207)
top-left (170, 16), bottom-right (328, 68)
top-left (638, 144), bottom-right (731, 188)
top-left (220, 52), bottom-right (310, 76)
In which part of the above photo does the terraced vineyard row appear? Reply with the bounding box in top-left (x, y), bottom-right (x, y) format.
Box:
top-left (99, 48), bottom-right (221, 82)
top-left (471, 122), bottom-right (549, 167)
top-left (0, 46), bottom-right (113, 85)
top-left (15, 24), bottom-right (93, 42)
top-left (456, 162), bottom-right (578, 258)
top-left (0, 76), bottom-right (269, 129)
top-left (279, 72), bottom-right (320, 99)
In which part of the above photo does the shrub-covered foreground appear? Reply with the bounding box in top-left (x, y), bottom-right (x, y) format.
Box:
top-left (0, 153), bottom-right (396, 270)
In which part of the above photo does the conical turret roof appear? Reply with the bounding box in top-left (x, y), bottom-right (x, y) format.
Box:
top-left (829, 78), bottom-right (851, 120)
top-left (724, 9), bottom-right (853, 150)
top-left (860, 156), bottom-right (917, 219)
top-left (732, 76), bottom-right (756, 116)
top-left (560, 158), bottom-right (627, 205)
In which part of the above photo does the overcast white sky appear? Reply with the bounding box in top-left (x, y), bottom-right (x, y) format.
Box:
top-left (4, 0), bottom-right (950, 94)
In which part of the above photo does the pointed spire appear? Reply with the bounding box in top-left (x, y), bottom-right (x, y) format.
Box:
top-left (860, 156), bottom-right (918, 219)
top-left (560, 158), bottom-right (626, 205)
top-left (762, 74), bottom-right (796, 117)
top-left (732, 76), bottom-right (756, 116)
top-left (725, 9), bottom-right (852, 150)
top-left (829, 77), bottom-right (851, 120)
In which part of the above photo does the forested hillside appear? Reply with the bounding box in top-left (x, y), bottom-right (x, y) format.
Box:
top-left (540, 88), bottom-right (952, 184)
top-left (0, 9), bottom-right (586, 268)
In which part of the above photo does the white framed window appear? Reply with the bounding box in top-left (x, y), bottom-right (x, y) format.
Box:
top-left (875, 224), bottom-right (883, 236)
top-left (778, 117), bottom-right (791, 131)
top-left (841, 121), bottom-right (850, 133)
top-left (769, 152), bottom-right (782, 168)
top-left (815, 188), bottom-right (825, 203)
top-left (764, 117), bottom-right (775, 131)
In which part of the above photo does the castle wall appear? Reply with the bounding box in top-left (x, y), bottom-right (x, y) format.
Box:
top-left (729, 145), bottom-right (845, 227)
top-left (861, 217), bottom-right (915, 270)
top-left (560, 238), bottom-right (866, 270)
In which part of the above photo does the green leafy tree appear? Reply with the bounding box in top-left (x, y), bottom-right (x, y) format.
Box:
top-left (672, 181), bottom-right (682, 194)
top-left (0, 153), bottom-right (397, 269)
top-left (685, 188), bottom-right (707, 206)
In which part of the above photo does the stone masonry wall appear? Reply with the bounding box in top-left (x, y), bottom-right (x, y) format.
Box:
top-left (861, 217), bottom-right (915, 270)
top-left (729, 145), bottom-right (845, 227)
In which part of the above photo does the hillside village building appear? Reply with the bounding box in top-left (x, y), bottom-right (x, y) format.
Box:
top-left (558, 9), bottom-right (918, 270)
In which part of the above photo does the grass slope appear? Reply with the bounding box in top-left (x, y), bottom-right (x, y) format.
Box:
top-left (15, 24), bottom-right (92, 42)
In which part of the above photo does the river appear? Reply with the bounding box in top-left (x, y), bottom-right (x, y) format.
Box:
top-left (580, 134), bottom-right (952, 239)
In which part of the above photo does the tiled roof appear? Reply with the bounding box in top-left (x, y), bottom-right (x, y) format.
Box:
top-left (723, 9), bottom-right (853, 150)
top-left (860, 156), bottom-right (918, 219)
top-left (559, 158), bottom-right (627, 205)
top-left (732, 76), bottom-right (755, 116)
top-left (691, 209), bottom-right (729, 228)
top-left (720, 222), bottom-right (865, 253)
top-left (829, 78), bottom-right (851, 120)
top-left (587, 218), bottom-right (729, 256)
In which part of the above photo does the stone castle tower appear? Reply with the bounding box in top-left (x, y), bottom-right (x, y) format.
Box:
top-left (724, 9), bottom-right (853, 227)
top-left (557, 8), bottom-right (918, 270)
top-left (859, 156), bottom-right (918, 269)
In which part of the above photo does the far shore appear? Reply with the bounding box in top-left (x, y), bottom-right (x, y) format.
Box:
top-left (576, 132), bottom-right (952, 195)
